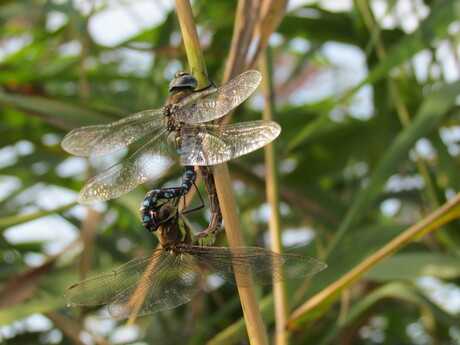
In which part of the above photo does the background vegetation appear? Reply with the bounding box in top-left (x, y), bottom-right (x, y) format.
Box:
top-left (1, 0), bottom-right (460, 344)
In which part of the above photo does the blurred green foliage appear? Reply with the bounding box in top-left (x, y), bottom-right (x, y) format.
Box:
top-left (0, 0), bottom-right (460, 344)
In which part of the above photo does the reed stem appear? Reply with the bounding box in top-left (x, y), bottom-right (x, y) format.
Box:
top-left (289, 192), bottom-right (460, 326)
top-left (260, 50), bottom-right (289, 345)
top-left (174, 1), bottom-right (268, 343)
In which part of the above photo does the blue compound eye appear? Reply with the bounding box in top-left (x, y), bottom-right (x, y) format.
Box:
top-left (169, 72), bottom-right (197, 91)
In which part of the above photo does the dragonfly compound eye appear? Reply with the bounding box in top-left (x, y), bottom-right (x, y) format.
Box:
top-left (169, 72), bottom-right (197, 91)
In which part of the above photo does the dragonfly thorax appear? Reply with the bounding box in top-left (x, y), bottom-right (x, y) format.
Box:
top-left (165, 88), bottom-right (196, 111)
top-left (164, 87), bottom-right (196, 133)
top-left (164, 105), bottom-right (182, 132)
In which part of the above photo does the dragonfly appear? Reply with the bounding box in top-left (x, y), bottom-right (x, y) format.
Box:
top-left (140, 165), bottom-right (221, 236)
top-left (61, 70), bottom-right (281, 204)
top-left (63, 192), bottom-right (327, 318)
top-left (140, 166), bottom-right (197, 232)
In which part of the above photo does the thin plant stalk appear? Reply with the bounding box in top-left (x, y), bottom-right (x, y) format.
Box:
top-left (213, 164), bottom-right (269, 345)
top-left (223, 0), bottom-right (261, 82)
top-left (79, 209), bottom-right (102, 281)
top-left (355, 0), bottom-right (439, 207)
top-left (174, 1), bottom-right (268, 344)
top-left (248, 0), bottom-right (288, 69)
top-left (174, 0), bottom-right (207, 85)
top-left (289, 192), bottom-right (460, 327)
top-left (0, 202), bottom-right (77, 229)
top-left (77, 208), bottom-right (102, 324)
top-left (260, 50), bottom-right (289, 345)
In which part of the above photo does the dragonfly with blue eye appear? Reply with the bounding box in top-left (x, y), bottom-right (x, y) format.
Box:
top-left (63, 168), bottom-right (326, 319)
top-left (61, 70), bottom-right (280, 204)
top-left (140, 166), bottom-right (197, 232)
top-left (140, 165), bottom-right (222, 242)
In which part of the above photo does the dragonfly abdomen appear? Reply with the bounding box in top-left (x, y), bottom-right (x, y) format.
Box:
top-left (193, 166), bottom-right (222, 246)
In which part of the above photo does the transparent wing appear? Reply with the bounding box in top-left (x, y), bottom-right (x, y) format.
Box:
top-left (108, 251), bottom-right (203, 318)
top-left (77, 131), bottom-right (174, 204)
top-left (175, 70), bottom-right (262, 123)
top-left (190, 246), bottom-right (327, 287)
top-left (61, 109), bottom-right (165, 157)
top-left (63, 249), bottom-right (165, 307)
top-left (62, 249), bottom-right (203, 318)
top-left (179, 120), bottom-right (281, 166)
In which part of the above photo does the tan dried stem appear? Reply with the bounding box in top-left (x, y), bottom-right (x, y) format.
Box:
top-left (289, 192), bottom-right (460, 327)
top-left (260, 51), bottom-right (289, 345)
top-left (174, 1), bottom-right (268, 344)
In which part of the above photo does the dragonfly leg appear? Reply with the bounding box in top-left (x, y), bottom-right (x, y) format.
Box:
top-left (181, 178), bottom-right (205, 215)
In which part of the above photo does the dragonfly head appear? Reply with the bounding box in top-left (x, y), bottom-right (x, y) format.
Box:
top-left (169, 71), bottom-right (197, 92)
top-left (157, 201), bottom-right (194, 246)
top-left (153, 202), bottom-right (177, 225)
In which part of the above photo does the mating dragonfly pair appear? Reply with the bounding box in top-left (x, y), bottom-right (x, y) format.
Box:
top-left (61, 70), bottom-right (327, 318)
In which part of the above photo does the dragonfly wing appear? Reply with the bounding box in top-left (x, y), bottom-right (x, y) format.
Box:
top-left (191, 246), bottom-right (327, 287)
top-left (176, 70), bottom-right (262, 123)
top-left (62, 249), bottom-right (165, 307)
top-left (77, 131), bottom-right (174, 204)
top-left (108, 251), bottom-right (203, 318)
top-left (179, 120), bottom-right (281, 166)
top-left (62, 109), bottom-right (165, 157)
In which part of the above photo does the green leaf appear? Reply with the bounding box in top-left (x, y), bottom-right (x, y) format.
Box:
top-left (0, 91), bottom-right (119, 128)
top-left (365, 252), bottom-right (460, 281)
top-left (362, 0), bottom-right (460, 87)
top-left (329, 81), bottom-right (460, 254)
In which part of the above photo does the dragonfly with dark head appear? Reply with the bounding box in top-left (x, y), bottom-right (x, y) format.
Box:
top-left (140, 166), bottom-right (197, 232)
top-left (62, 70), bottom-right (280, 204)
top-left (140, 165), bottom-right (221, 236)
top-left (63, 183), bottom-right (327, 318)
